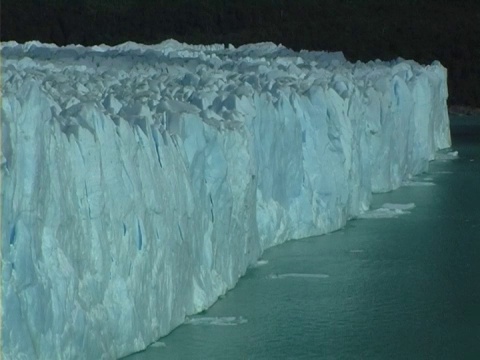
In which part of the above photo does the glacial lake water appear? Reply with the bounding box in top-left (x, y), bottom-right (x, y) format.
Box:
top-left (124, 116), bottom-right (480, 359)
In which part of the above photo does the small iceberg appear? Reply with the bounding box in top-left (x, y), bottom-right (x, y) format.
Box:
top-left (436, 150), bottom-right (459, 160)
top-left (357, 203), bottom-right (415, 219)
top-left (382, 203), bottom-right (416, 211)
top-left (432, 171), bottom-right (453, 174)
top-left (252, 259), bottom-right (269, 268)
top-left (150, 341), bottom-right (166, 348)
top-left (402, 180), bottom-right (436, 187)
top-left (267, 273), bottom-right (330, 279)
top-left (184, 316), bottom-right (248, 326)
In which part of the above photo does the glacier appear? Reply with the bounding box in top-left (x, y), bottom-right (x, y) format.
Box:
top-left (1, 39), bottom-right (451, 359)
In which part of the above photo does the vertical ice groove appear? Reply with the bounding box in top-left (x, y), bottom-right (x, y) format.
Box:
top-left (209, 193), bottom-right (215, 222)
top-left (136, 218), bottom-right (143, 251)
top-left (151, 128), bottom-right (164, 168)
top-left (177, 223), bottom-right (184, 242)
top-left (9, 224), bottom-right (16, 245)
top-left (1, 41), bottom-right (451, 360)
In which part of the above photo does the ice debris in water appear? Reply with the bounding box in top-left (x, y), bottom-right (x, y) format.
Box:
top-left (253, 259), bottom-right (269, 267)
top-left (185, 316), bottom-right (248, 326)
top-left (358, 203), bottom-right (416, 219)
top-left (150, 341), bottom-right (166, 348)
top-left (436, 150), bottom-right (459, 160)
top-left (268, 273), bottom-right (330, 279)
top-left (402, 180), bottom-right (436, 187)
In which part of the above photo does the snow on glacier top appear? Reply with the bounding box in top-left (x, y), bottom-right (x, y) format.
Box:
top-left (1, 38), bottom-right (440, 144)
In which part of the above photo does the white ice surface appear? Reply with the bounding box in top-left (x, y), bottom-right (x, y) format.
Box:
top-left (1, 39), bottom-right (451, 359)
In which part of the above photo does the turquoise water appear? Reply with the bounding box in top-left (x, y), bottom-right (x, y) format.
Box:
top-left (124, 116), bottom-right (480, 359)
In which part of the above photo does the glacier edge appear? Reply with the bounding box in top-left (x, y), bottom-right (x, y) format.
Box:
top-left (1, 41), bottom-right (450, 359)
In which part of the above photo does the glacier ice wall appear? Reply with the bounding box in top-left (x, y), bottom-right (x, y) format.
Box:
top-left (1, 40), bottom-right (450, 359)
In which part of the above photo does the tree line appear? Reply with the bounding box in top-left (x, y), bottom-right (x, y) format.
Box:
top-left (2, 0), bottom-right (479, 107)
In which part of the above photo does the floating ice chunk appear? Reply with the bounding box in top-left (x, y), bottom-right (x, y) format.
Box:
top-left (349, 249), bottom-right (364, 253)
top-left (402, 180), bottom-right (436, 187)
top-left (150, 341), bottom-right (166, 348)
top-left (381, 203), bottom-right (416, 211)
top-left (357, 208), bottom-right (404, 219)
top-left (267, 273), bottom-right (330, 279)
top-left (252, 259), bottom-right (269, 268)
top-left (184, 316), bottom-right (248, 326)
top-left (358, 203), bottom-right (415, 219)
top-left (435, 150), bottom-right (459, 160)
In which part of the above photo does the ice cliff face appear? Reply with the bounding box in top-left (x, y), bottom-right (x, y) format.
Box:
top-left (1, 40), bottom-right (450, 359)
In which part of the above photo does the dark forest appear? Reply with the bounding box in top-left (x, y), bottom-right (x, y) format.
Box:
top-left (2, 0), bottom-right (479, 107)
